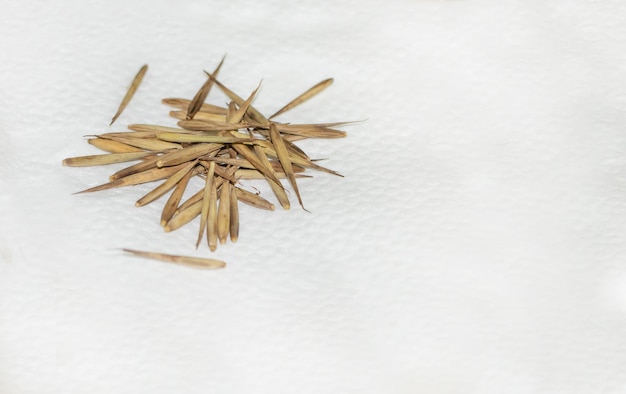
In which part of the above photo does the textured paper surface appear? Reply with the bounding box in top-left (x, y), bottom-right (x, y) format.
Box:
top-left (2, 1), bottom-right (626, 393)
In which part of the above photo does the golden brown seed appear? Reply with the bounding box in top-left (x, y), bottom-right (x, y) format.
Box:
top-left (187, 55), bottom-right (225, 120)
top-left (217, 180), bottom-right (231, 244)
top-left (269, 78), bottom-right (333, 119)
top-left (254, 145), bottom-right (290, 210)
top-left (156, 132), bottom-right (251, 144)
top-left (228, 80), bottom-right (262, 124)
top-left (62, 151), bottom-right (152, 167)
top-left (207, 179), bottom-right (218, 251)
top-left (197, 161), bottom-right (215, 248)
top-left (160, 165), bottom-right (198, 226)
top-left (110, 154), bottom-right (163, 180)
top-left (229, 183), bottom-right (239, 242)
top-left (110, 64), bottom-right (148, 126)
top-left (170, 110), bottom-right (227, 123)
top-left (123, 249), bottom-right (225, 269)
top-left (177, 119), bottom-right (247, 132)
top-left (156, 143), bottom-right (222, 168)
top-left (161, 98), bottom-right (227, 114)
top-left (75, 163), bottom-right (188, 194)
top-left (88, 137), bottom-right (145, 153)
top-left (203, 71), bottom-right (270, 126)
top-left (234, 187), bottom-right (275, 211)
top-left (136, 160), bottom-right (197, 207)
top-left (98, 135), bottom-right (181, 151)
top-left (128, 124), bottom-right (196, 134)
top-left (231, 143), bottom-right (283, 187)
top-left (269, 123), bottom-right (305, 210)
top-left (165, 199), bottom-right (202, 232)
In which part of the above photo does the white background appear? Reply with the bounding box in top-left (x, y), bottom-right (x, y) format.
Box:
top-left (1, 1), bottom-right (626, 393)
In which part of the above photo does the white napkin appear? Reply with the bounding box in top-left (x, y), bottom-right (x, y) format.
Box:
top-left (1, 1), bottom-right (626, 393)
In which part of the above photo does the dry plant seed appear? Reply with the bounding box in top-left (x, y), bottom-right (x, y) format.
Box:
top-left (76, 163), bottom-right (188, 194)
top-left (217, 179), bottom-right (231, 244)
top-left (235, 187), bottom-right (275, 211)
top-left (197, 161), bottom-right (215, 248)
top-left (99, 135), bottom-right (181, 151)
top-left (135, 160), bottom-right (198, 207)
top-left (161, 165), bottom-right (197, 226)
top-left (269, 123), bottom-right (305, 210)
top-left (123, 249), bottom-right (225, 269)
top-left (187, 55), bottom-right (225, 120)
top-left (229, 182), bottom-right (239, 242)
top-left (254, 145), bottom-right (290, 210)
top-left (228, 81), bottom-right (262, 124)
top-left (62, 151), bottom-right (152, 167)
top-left (162, 98), bottom-right (227, 114)
top-left (207, 179), bottom-right (218, 251)
top-left (165, 199), bottom-right (203, 232)
top-left (88, 137), bottom-right (145, 153)
top-left (156, 143), bottom-right (222, 167)
top-left (128, 124), bottom-right (196, 134)
top-left (110, 64), bottom-right (148, 126)
top-left (269, 78), bottom-right (333, 119)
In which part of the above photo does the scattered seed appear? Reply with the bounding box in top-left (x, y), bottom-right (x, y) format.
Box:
top-left (123, 248), bottom-right (225, 269)
top-left (110, 64), bottom-right (148, 126)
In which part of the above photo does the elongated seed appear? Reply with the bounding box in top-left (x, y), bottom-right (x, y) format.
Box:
top-left (123, 248), bottom-right (225, 269)
top-left (197, 161), bottom-right (215, 248)
top-left (269, 78), bottom-right (333, 119)
top-left (156, 143), bottom-right (222, 167)
top-left (165, 199), bottom-right (202, 232)
top-left (229, 183), bottom-right (239, 242)
top-left (75, 163), bottom-right (188, 194)
top-left (161, 98), bottom-right (227, 114)
top-left (136, 160), bottom-right (197, 207)
top-left (254, 145), bottom-right (290, 209)
top-left (235, 187), bottom-right (275, 211)
top-left (161, 165), bottom-right (198, 226)
top-left (88, 137), bottom-right (145, 153)
top-left (228, 80), bottom-right (262, 124)
top-left (99, 135), bottom-right (181, 151)
top-left (187, 56), bottom-right (225, 120)
top-left (207, 178), bottom-right (218, 251)
top-left (269, 123), bottom-right (305, 210)
top-left (62, 151), bottom-right (152, 167)
top-left (217, 179), bottom-right (231, 244)
top-left (110, 64), bottom-right (148, 126)
top-left (156, 132), bottom-right (251, 144)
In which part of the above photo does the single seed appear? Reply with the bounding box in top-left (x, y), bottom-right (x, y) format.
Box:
top-left (235, 187), bottom-right (275, 211)
top-left (269, 78), bottom-right (333, 119)
top-left (229, 183), bottom-right (239, 242)
top-left (187, 55), bottom-right (225, 120)
top-left (88, 137), bottom-right (145, 153)
top-left (254, 145), bottom-right (290, 210)
top-left (110, 64), bottom-right (148, 126)
top-left (207, 178), bottom-right (218, 251)
top-left (269, 123), bottom-right (305, 210)
top-left (136, 160), bottom-right (197, 207)
top-left (217, 180), bottom-right (231, 244)
top-left (161, 165), bottom-right (198, 226)
top-left (197, 161), bottom-right (215, 248)
top-left (123, 248), bottom-right (225, 269)
top-left (62, 151), bottom-right (152, 167)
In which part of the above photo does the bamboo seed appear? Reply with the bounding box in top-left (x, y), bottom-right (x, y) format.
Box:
top-left (110, 64), bottom-right (148, 126)
top-left (62, 151), bottom-right (152, 167)
top-left (136, 160), bottom-right (197, 207)
top-left (269, 78), bottom-right (333, 119)
top-left (217, 179), bottom-right (231, 244)
top-left (88, 137), bottom-right (145, 153)
top-left (229, 183), bottom-right (239, 242)
top-left (123, 248), bottom-right (225, 269)
top-left (160, 164), bottom-right (198, 226)
top-left (187, 55), bottom-right (225, 120)
top-left (269, 123), bottom-right (305, 210)
top-left (197, 161), bottom-right (215, 248)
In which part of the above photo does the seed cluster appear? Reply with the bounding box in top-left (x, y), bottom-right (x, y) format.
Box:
top-left (63, 59), bottom-right (353, 269)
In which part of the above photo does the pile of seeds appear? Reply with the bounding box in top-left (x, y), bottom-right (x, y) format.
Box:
top-left (63, 58), bottom-right (353, 269)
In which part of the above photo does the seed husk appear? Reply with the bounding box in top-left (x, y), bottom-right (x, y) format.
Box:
top-left (229, 183), bottom-right (239, 242)
top-left (254, 145), bottom-right (290, 210)
top-left (197, 161), bottom-right (215, 248)
top-left (187, 55), bottom-right (225, 120)
top-left (76, 162), bottom-right (188, 194)
top-left (269, 123), bottom-right (305, 210)
top-left (123, 248), bottom-right (225, 269)
top-left (269, 78), bottom-right (333, 119)
top-left (235, 187), bottom-right (275, 211)
top-left (99, 135), bottom-right (181, 151)
top-left (231, 143), bottom-right (283, 187)
top-left (161, 98), bottom-right (227, 114)
top-left (88, 137), bottom-right (145, 153)
top-left (62, 151), bottom-right (152, 167)
top-left (156, 143), bottom-right (222, 168)
top-left (136, 160), bottom-right (197, 207)
top-left (207, 178), bottom-right (218, 251)
top-left (165, 199), bottom-right (202, 232)
top-left (156, 132), bottom-right (251, 144)
top-left (110, 64), bottom-right (148, 126)
top-left (228, 80), bottom-right (262, 124)
top-left (160, 165), bottom-right (198, 226)
top-left (217, 180), bottom-right (231, 244)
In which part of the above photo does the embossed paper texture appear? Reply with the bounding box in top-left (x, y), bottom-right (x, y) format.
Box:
top-left (1, 1), bottom-right (626, 393)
